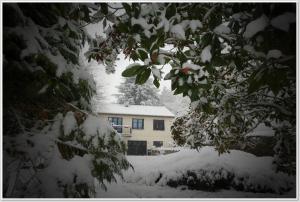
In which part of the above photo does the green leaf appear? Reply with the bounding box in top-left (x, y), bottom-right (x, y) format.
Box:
top-left (137, 49), bottom-right (148, 61)
top-left (122, 3), bottom-right (131, 15)
top-left (153, 78), bottom-right (160, 88)
top-left (165, 4), bottom-right (176, 19)
top-left (163, 55), bottom-right (171, 64)
top-left (211, 56), bottom-right (225, 67)
top-left (201, 33), bottom-right (213, 48)
top-left (248, 72), bottom-right (264, 94)
top-left (135, 68), bottom-right (151, 84)
top-left (127, 36), bottom-right (135, 49)
top-left (164, 72), bottom-right (172, 80)
top-left (130, 51), bottom-right (139, 61)
top-left (235, 57), bottom-right (244, 70)
top-left (173, 87), bottom-right (183, 95)
top-left (171, 78), bottom-right (178, 91)
top-left (140, 38), bottom-right (150, 51)
top-left (132, 24), bottom-right (141, 33)
top-left (133, 3), bottom-right (140, 18)
top-left (173, 85), bottom-right (189, 96)
top-left (175, 51), bottom-right (187, 63)
top-left (190, 88), bottom-right (200, 102)
top-left (157, 33), bottom-right (165, 48)
top-left (205, 64), bottom-right (214, 74)
top-left (117, 22), bottom-right (129, 33)
top-left (82, 6), bottom-right (91, 22)
top-left (103, 18), bottom-right (107, 28)
top-left (100, 4), bottom-right (108, 15)
top-left (122, 64), bottom-right (144, 77)
top-left (267, 69), bottom-right (286, 95)
top-left (209, 13), bottom-right (222, 30)
top-left (182, 91), bottom-right (188, 97)
top-left (212, 36), bottom-right (221, 53)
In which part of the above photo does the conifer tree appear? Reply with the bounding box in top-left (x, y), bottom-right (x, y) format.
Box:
top-left (159, 87), bottom-right (190, 116)
top-left (116, 77), bottom-right (161, 105)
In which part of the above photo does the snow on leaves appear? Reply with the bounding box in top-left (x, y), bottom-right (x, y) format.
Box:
top-left (63, 111), bottom-right (77, 136)
top-left (3, 3), bottom-right (131, 197)
top-left (213, 24), bottom-right (230, 35)
top-left (243, 15), bottom-right (269, 38)
top-left (200, 45), bottom-right (212, 63)
top-left (266, 49), bottom-right (282, 59)
top-left (85, 3), bottom-right (295, 175)
top-left (189, 20), bottom-right (203, 32)
top-left (170, 24), bottom-right (186, 40)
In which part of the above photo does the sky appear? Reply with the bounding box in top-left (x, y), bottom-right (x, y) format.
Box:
top-left (85, 23), bottom-right (172, 103)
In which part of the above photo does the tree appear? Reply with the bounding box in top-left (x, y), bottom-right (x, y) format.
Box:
top-left (116, 77), bottom-right (161, 105)
top-left (159, 87), bottom-right (190, 116)
top-left (86, 3), bottom-right (296, 174)
top-left (84, 58), bottom-right (106, 112)
top-left (3, 3), bottom-right (130, 197)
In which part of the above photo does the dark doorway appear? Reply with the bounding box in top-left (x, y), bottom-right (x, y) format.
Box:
top-left (127, 140), bottom-right (147, 155)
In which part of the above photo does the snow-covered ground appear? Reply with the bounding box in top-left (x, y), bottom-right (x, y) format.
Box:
top-left (96, 147), bottom-right (296, 198)
top-left (96, 180), bottom-right (295, 198)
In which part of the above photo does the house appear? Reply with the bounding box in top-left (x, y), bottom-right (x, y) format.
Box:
top-left (98, 103), bottom-right (175, 155)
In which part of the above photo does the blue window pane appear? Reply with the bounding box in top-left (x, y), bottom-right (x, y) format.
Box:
top-left (108, 117), bottom-right (123, 133)
top-left (138, 120), bottom-right (143, 128)
top-left (112, 125), bottom-right (122, 133)
top-left (153, 120), bottom-right (164, 130)
top-left (132, 119), bottom-right (143, 129)
top-left (133, 120), bottom-right (137, 128)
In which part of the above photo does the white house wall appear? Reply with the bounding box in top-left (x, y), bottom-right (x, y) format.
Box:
top-left (99, 113), bottom-right (175, 149)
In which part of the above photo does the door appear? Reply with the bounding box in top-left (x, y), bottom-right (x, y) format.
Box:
top-left (127, 140), bottom-right (147, 155)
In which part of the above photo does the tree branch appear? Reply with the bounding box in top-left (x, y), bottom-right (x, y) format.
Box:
top-left (246, 103), bottom-right (294, 117)
top-left (10, 107), bottom-right (26, 134)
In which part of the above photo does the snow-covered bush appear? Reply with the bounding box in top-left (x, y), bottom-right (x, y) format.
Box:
top-left (59, 110), bottom-right (131, 189)
top-left (4, 110), bottom-right (131, 197)
top-left (124, 147), bottom-right (295, 194)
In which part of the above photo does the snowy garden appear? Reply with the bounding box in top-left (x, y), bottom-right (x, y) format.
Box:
top-left (97, 147), bottom-right (296, 198)
top-left (2, 2), bottom-right (297, 199)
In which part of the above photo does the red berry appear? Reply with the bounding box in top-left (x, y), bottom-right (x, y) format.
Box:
top-left (181, 67), bottom-right (190, 75)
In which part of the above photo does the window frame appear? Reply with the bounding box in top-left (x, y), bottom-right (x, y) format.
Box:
top-left (153, 119), bottom-right (165, 131)
top-left (108, 117), bottom-right (123, 133)
top-left (132, 118), bottom-right (144, 129)
top-left (108, 117), bottom-right (123, 126)
top-left (153, 141), bottom-right (163, 147)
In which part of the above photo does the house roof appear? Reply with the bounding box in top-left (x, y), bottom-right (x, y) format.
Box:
top-left (97, 103), bottom-right (175, 117)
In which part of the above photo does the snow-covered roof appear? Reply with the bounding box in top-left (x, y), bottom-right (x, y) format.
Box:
top-left (98, 104), bottom-right (175, 117)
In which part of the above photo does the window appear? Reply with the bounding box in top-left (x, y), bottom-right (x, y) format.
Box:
top-left (132, 118), bottom-right (144, 129)
top-left (153, 141), bottom-right (163, 147)
top-left (108, 117), bottom-right (123, 133)
top-left (153, 120), bottom-right (165, 130)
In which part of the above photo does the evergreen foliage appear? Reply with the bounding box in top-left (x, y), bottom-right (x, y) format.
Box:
top-left (116, 77), bottom-right (161, 106)
top-left (3, 3), bottom-right (296, 198)
top-left (3, 3), bottom-right (130, 197)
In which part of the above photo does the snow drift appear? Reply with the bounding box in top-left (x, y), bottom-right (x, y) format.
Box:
top-left (124, 147), bottom-right (295, 194)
